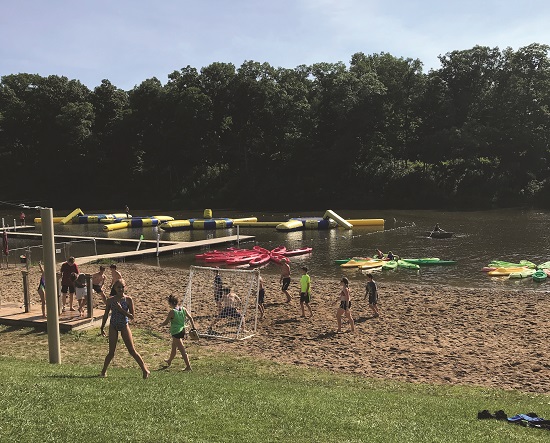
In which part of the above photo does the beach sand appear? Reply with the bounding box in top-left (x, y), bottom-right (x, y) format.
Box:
top-left (1, 262), bottom-right (549, 393)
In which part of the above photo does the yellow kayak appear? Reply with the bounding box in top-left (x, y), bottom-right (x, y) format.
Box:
top-left (360, 260), bottom-right (385, 270)
top-left (487, 267), bottom-right (529, 276)
top-left (341, 259), bottom-right (374, 268)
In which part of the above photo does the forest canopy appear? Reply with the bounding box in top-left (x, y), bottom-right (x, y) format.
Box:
top-left (1, 43), bottom-right (550, 210)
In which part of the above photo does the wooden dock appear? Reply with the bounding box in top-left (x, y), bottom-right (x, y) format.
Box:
top-left (0, 303), bottom-right (106, 332)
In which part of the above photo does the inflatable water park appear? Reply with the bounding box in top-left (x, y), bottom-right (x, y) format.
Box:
top-left (33, 208), bottom-right (385, 234)
top-left (161, 209), bottom-right (384, 232)
top-left (34, 208), bottom-right (176, 232)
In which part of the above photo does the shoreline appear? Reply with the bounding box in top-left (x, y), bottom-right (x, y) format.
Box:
top-left (1, 262), bottom-right (549, 393)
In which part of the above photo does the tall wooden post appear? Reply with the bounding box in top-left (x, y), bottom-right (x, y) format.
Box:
top-left (41, 208), bottom-right (61, 364)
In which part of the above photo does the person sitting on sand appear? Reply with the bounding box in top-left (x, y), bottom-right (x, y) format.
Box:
top-left (209, 287), bottom-right (247, 331)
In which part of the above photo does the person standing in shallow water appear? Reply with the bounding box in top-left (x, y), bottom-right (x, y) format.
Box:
top-left (100, 279), bottom-right (150, 379)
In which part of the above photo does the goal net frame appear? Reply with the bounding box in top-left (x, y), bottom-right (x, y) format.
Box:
top-left (184, 265), bottom-right (260, 340)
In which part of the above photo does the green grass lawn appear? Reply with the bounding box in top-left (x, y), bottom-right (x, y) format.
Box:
top-left (0, 326), bottom-right (549, 442)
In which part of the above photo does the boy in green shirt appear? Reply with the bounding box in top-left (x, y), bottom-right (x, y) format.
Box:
top-left (299, 266), bottom-right (313, 318)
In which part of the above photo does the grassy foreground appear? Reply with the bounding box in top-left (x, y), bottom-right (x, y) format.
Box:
top-left (0, 326), bottom-right (549, 443)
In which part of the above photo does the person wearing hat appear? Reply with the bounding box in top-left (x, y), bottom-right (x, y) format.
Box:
top-left (279, 257), bottom-right (291, 303)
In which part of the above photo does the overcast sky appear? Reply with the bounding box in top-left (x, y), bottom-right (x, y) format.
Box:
top-left (2, 0), bottom-right (549, 91)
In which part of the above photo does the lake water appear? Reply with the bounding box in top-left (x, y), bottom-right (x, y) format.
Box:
top-left (3, 208), bottom-right (550, 291)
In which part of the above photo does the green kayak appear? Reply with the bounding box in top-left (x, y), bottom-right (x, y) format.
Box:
top-left (489, 260), bottom-right (536, 269)
top-left (537, 261), bottom-right (550, 270)
top-left (509, 269), bottom-right (536, 279)
top-left (532, 270), bottom-right (547, 282)
top-left (397, 260), bottom-right (420, 269)
top-left (402, 258), bottom-right (457, 265)
top-left (382, 260), bottom-right (398, 270)
top-left (334, 259), bottom-right (351, 265)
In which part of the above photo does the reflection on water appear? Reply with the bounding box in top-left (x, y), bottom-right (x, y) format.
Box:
top-left (3, 208), bottom-right (550, 290)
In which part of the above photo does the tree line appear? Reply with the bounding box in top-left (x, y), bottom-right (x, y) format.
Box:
top-left (1, 43), bottom-right (550, 210)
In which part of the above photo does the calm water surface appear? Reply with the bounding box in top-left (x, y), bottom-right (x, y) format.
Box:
top-left (3, 208), bottom-right (550, 291)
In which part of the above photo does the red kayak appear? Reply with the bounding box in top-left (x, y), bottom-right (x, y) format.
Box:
top-left (253, 245), bottom-right (271, 255)
top-left (270, 253), bottom-right (289, 264)
top-left (226, 253), bottom-right (261, 265)
top-left (283, 247), bottom-right (313, 257)
top-left (204, 254), bottom-right (232, 263)
top-left (271, 246), bottom-right (287, 255)
top-left (249, 254), bottom-right (271, 267)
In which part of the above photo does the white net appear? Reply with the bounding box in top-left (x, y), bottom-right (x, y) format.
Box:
top-left (184, 265), bottom-right (260, 340)
top-left (1, 237), bottom-right (98, 269)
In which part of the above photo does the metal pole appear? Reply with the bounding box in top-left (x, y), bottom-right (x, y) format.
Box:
top-left (1, 218), bottom-right (4, 269)
top-left (85, 274), bottom-right (93, 318)
top-left (21, 270), bottom-right (30, 313)
top-left (156, 233), bottom-right (160, 257)
top-left (41, 208), bottom-right (61, 364)
top-left (93, 238), bottom-right (97, 256)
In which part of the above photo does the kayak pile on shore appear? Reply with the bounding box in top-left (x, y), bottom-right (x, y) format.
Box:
top-left (483, 260), bottom-right (550, 281)
top-left (335, 257), bottom-right (457, 271)
top-left (195, 245), bottom-right (312, 268)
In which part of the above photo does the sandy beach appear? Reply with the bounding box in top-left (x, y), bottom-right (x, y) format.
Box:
top-left (1, 262), bottom-right (549, 393)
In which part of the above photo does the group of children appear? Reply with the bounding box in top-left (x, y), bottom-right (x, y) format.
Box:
top-left (38, 259), bottom-right (122, 317)
top-left (36, 255), bottom-right (381, 378)
top-left (278, 263), bottom-right (380, 333)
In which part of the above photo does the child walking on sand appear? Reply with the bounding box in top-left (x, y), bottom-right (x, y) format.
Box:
top-left (160, 294), bottom-right (196, 371)
top-left (335, 276), bottom-right (355, 333)
top-left (365, 273), bottom-right (380, 318)
top-left (300, 266), bottom-right (313, 318)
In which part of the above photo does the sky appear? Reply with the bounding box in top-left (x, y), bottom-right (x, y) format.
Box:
top-left (2, 0), bottom-right (550, 91)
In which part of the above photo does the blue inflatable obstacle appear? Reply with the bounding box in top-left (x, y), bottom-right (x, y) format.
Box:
top-left (189, 218), bottom-right (233, 230)
top-left (75, 214), bottom-right (127, 223)
top-left (103, 218), bottom-right (161, 232)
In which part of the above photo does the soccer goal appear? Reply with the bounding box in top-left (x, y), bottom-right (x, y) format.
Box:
top-left (184, 265), bottom-right (260, 340)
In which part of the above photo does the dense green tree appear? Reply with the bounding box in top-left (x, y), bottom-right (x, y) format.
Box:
top-left (2, 44), bottom-right (550, 210)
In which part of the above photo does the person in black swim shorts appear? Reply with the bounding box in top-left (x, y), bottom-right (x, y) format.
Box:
top-left (335, 276), bottom-right (355, 333)
top-left (279, 258), bottom-right (291, 303)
